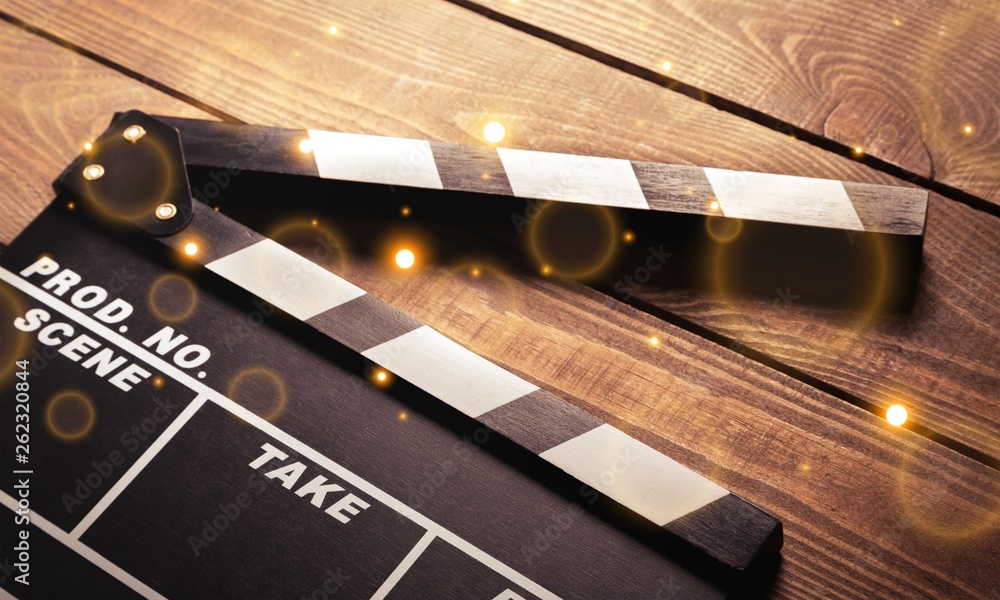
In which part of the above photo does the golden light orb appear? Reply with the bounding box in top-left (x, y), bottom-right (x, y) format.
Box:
top-left (395, 248), bottom-right (415, 269)
top-left (483, 121), bottom-right (506, 144)
top-left (184, 242), bottom-right (199, 256)
top-left (886, 404), bottom-right (908, 427)
top-left (328, 25), bottom-right (339, 35)
top-left (661, 60), bottom-right (673, 72)
top-left (649, 336), bottom-right (660, 347)
top-left (298, 138), bottom-right (313, 154)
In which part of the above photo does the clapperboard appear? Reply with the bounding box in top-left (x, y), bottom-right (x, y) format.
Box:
top-left (0, 111), bottom-right (927, 599)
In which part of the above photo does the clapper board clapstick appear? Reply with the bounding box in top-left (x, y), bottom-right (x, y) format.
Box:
top-left (0, 111), bottom-right (924, 599)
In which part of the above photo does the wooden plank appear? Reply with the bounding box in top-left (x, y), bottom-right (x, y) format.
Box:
top-left (468, 0), bottom-right (1000, 208)
top-left (0, 4), bottom-right (998, 598)
top-left (274, 222), bottom-right (1000, 600)
top-left (4, 0), bottom-right (994, 455)
top-left (0, 21), bottom-right (210, 243)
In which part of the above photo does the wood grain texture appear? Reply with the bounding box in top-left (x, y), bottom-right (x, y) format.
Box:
top-left (472, 0), bottom-right (1000, 207)
top-left (0, 1), bottom-right (998, 596)
top-left (298, 234), bottom-right (1000, 600)
top-left (0, 21), bottom-right (210, 243)
top-left (3, 0), bottom-right (992, 455)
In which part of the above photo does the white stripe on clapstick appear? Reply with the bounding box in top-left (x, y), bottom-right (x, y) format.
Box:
top-left (540, 424), bottom-right (728, 525)
top-left (207, 239), bottom-right (366, 320)
top-left (497, 148), bottom-right (650, 209)
top-left (704, 168), bottom-right (865, 231)
top-left (308, 130), bottom-right (444, 190)
top-left (362, 326), bottom-right (538, 418)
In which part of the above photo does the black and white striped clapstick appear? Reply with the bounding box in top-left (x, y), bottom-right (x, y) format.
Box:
top-left (147, 200), bottom-right (779, 570)
top-left (158, 116), bottom-right (928, 237)
top-left (53, 110), bottom-right (938, 573)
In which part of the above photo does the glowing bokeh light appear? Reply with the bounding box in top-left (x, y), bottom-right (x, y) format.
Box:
top-left (184, 242), bottom-right (199, 256)
top-left (661, 60), bottom-right (673, 72)
top-left (483, 121), bottom-right (506, 144)
top-left (299, 138), bottom-right (313, 154)
top-left (649, 336), bottom-right (660, 346)
top-left (886, 404), bottom-right (908, 427)
top-left (395, 249), bottom-right (415, 269)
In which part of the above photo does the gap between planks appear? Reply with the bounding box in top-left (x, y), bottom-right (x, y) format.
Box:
top-left (1, 7), bottom-right (996, 473)
top-left (442, 0), bottom-right (1000, 220)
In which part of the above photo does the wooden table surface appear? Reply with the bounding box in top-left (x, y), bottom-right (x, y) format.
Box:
top-left (1, 0), bottom-right (997, 597)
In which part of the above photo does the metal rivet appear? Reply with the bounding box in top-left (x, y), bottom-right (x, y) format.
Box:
top-left (123, 125), bottom-right (146, 142)
top-left (155, 203), bottom-right (178, 220)
top-left (83, 164), bottom-right (105, 180)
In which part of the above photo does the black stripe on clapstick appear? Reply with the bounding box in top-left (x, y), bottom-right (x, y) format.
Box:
top-left (307, 294), bottom-right (424, 352)
top-left (478, 389), bottom-right (603, 454)
top-left (631, 162), bottom-right (720, 216)
top-left (842, 181), bottom-right (928, 236)
top-left (158, 118), bottom-right (319, 177)
top-left (429, 142), bottom-right (514, 195)
top-left (161, 201), bottom-right (264, 263)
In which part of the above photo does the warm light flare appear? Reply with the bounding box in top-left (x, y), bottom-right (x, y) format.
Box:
top-left (299, 138), bottom-right (313, 154)
top-left (184, 242), bottom-right (199, 256)
top-left (483, 121), bottom-right (506, 144)
top-left (395, 249), bottom-right (415, 269)
top-left (886, 404), bottom-right (908, 427)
